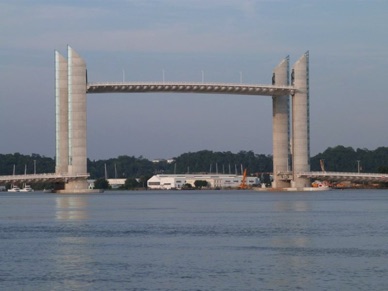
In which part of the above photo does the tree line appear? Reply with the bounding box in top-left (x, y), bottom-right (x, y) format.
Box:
top-left (1, 146), bottom-right (388, 180)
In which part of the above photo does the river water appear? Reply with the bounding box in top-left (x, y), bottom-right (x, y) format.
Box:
top-left (1, 190), bottom-right (387, 290)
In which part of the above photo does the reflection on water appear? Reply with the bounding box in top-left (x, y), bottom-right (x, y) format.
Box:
top-left (270, 199), bottom-right (313, 290)
top-left (54, 195), bottom-right (94, 290)
top-left (274, 200), bottom-right (311, 212)
top-left (52, 235), bottom-right (95, 290)
top-left (56, 196), bottom-right (88, 220)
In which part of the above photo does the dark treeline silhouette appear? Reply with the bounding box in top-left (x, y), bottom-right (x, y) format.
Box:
top-left (1, 146), bottom-right (388, 179)
top-left (169, 150), bottom-right (272, 175)
top-left (310, 146), bottom-right (388, 173)
top-left (0, 153), bottom-right (54, 176)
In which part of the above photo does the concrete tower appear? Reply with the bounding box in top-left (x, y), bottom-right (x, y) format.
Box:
top-left (55, 51), bottom-right (69, 174)
top-left (55, 46), bottom-right (89, 192)
top-left (66, 46), bottom-right (88, 191)
top-left (272, 57), bottom-right (291, 188)
top-left (291, 52), bottom-right (311, 188)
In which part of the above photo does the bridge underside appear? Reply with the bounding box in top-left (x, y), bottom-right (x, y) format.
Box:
top-left (55, 46), bottom-right (311, 193)
top-left (87, 82), bottom-right (295, 96)
top-left (0, 174), bottom-right (89, 184)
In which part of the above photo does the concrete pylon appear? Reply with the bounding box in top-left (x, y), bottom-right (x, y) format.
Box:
top-left (291, 52), bottom-right (311, 188)
top-left (64, 46), bottom-right (88, 191)
top-left (55, 51), bottom-right (69, 174)
top-left (272, 57), bottom-right (291, 188)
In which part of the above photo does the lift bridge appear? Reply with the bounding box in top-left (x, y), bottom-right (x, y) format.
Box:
top-left (1, 46), bottom-right (387, 192)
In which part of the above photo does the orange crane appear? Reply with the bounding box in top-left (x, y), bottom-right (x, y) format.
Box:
top-left (239, 169), bottom-right (248, 189)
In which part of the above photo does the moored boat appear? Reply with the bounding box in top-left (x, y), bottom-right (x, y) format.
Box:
top-left (8, 185), bottom-right (21, 192)
top-left (20, 185), bottom-right (34, 192)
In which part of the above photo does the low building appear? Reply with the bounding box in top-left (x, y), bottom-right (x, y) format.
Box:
top-left (148, 175), bottom-right (186, 190)
top-left (147, 174), bottom-right (260, 190)
top-left (87, 178), bottom-right (126, 189)
top-left (107, 178), bottom-right (126, 189)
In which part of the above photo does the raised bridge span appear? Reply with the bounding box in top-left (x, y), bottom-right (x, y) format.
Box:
top-left (87, 82), bottom-right (296, 96)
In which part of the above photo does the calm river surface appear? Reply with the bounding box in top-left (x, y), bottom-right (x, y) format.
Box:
top-left (1, 189), bottom-right (387, 290)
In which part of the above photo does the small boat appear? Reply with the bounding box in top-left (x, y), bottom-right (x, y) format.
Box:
top-left (43, 188), bottom-right (53, 193)
top-left (20, 185), bottom-right (34, 192)
top-left (8, 185), bottom-right (21, 192)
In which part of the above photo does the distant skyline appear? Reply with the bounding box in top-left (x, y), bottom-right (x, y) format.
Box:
top-left (1, 0), bottom-right (387, 160)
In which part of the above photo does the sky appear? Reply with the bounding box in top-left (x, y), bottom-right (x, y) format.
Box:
top-left (1, 0), bottom-right (387, 160)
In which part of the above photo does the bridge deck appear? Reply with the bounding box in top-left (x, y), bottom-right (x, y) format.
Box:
top-left (0, 173), bottom-right (89, 184)
top-left (87, 82), bottom-right (296, 96)
top-left (297, 171), bottom-right (388, 182)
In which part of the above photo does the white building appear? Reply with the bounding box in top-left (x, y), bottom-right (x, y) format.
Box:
top-left (87, 178), bottom-right (126, 189)
top-left (147, 174), bottom-right (260, 190)
top-left (107, 178), bottom-right (126, 189)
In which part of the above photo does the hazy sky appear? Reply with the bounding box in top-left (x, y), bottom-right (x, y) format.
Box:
top-left (1, 0), bottom-right (387, 160)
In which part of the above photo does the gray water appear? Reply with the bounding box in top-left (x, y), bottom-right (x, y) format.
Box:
top-left (0, 190), bottom-right (387, 291)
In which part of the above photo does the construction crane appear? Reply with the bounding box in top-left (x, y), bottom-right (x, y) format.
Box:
top-left (320, 159), bottom-right (326, 172)
top-left (239, 168), bottom-right (248, 189)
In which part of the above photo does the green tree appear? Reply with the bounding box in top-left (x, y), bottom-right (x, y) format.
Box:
top-left (124, 178), bottom-right (140, 189)
top-left (182, 183), bottom-right (193, 190)
top-left (94, 178), bottom-right (110, 189)
top-left (378, 166), bottom-right (388, 173)
top-left (194, 180), bottom-right (208, 189)
top-left (138, 175), bottom-right (152, 189)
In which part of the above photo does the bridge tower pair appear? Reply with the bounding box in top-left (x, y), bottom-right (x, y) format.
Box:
top-left (55, 47), bottom-right (88, 192)
top-left (272, 53), bottom-right (310, 188)
top-left (55, 46), bottom-right (310, 192)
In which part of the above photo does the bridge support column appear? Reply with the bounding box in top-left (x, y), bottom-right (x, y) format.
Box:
top-left (61, 179), bottom-right (89, 192)
top-left (65, 46), bottom-right (88, 192)
top-left (54, 46), bottom-right (91, 193)
top-left (55, 51), bottom-right (69, 174)
top-left (67, 46), bottom-right (87, 177)
top-left (272, 57), bottom-right (291, 188)
top-left (291, 52), bottom-right (311, 188)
